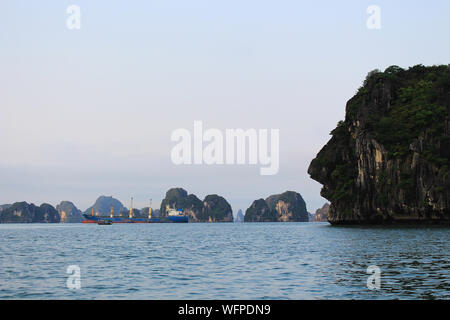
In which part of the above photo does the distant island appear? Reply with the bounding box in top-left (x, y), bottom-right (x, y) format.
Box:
top-left (244, 191), bottom-right (309, 222)
top-left (309, 64), bottom-right (450, 224)
top-left (0, 189), bottom-right (318, 224)
top-left (0, 188), bottom-right (233, 223)
top-left (234, 209), bottom-right (244, 222)
top-left (160, 188), bottom-right (233, 222)
top-left (82, 195), bottom-right (162, 219)
top-left (314, 203), bottom-right (330, 222)
top-left (0, 202), bottom-right (60, 223)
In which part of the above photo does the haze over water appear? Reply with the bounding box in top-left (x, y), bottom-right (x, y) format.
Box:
top-left (0, 223), bottom-right (448, 299)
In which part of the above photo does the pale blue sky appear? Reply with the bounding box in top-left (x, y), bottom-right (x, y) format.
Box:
top-left (1, 1), bottom-right (449, 213)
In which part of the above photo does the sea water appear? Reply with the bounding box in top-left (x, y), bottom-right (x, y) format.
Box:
top-left (0, 223), bottom-right (448, 299)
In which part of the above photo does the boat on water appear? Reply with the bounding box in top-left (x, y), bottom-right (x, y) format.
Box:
top-left (82, 197), bottom-right (189, 224)
top-left (97, 220), bottom-right (112, 225)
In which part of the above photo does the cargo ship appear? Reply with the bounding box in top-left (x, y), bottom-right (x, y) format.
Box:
top-left (82, 197), bottom-right (188, 224)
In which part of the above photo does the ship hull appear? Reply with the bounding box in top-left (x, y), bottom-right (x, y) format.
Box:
top-left (82, 214), bottom-right (188, 224)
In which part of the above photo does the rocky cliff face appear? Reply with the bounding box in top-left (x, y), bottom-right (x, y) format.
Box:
top-left (160, 188), bottom-right (203, 220)
top-left (84, 196), bottom-right (126, 216)
top-left (0, 202), bottom-right (60, 223)
top-left (244, 191), bottom-right (309, 222)
top-left (202, 195), bottom-right (233, 222)
top-left (56, 201), bottom-right (83, 223)
top-left (160, 188), bottom-right (233, 222)
top-left (308, 65), bottom-right (450, 224)
top-left (234, 209), bottom-right (244, 222)
top-left (244, 199), bottom-right (274, 222)
top-left (314, 203), bottom-right (330, 222)
top-left (0, 204), bottom-right (11, 212)
top-left (271, 192), bottom-right (309, 222)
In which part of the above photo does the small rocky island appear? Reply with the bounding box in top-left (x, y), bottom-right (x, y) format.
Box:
top-left (309, 65), bottom-right (450, 224)
top-left (234, 209), bottom-right (244, 222)
top-left (0, 190), bottom-right (231, 223)
top-left (244, 191), bottom-right (309, 222)
top-left (160, 188), bottom-right (233, 222)
top-left (0, 202), bottom-right (60, 223)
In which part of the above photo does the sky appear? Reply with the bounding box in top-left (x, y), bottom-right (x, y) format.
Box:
top-left (0, 0), bottom-right (449, 214)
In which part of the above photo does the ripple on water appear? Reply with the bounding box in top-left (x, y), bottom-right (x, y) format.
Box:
top-left (0, 223), bottom-right (449, 299)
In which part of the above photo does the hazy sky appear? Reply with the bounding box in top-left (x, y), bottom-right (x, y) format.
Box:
top-left (1, 1), bottom-right (449, 213)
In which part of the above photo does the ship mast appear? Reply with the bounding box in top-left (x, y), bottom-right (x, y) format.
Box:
top-left (129, 197), bottom-right (134, 218)
top-left (110, 196), bottom-right (114, 218)
top-left (148, 199), bottom-right (152, 219)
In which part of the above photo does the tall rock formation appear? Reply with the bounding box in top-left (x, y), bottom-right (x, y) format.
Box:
top-left (244, 191), bottom-right (309, 222)
top-left (0, 202), bottom-right (60, 223)
top-left (56, 201), bottom-right (83, 223)
top-left (234, 209), bottom-right (244, 222)
top-left (314, 203), bottom-right (330, 222)
top-left (309, 65), bottom-right (450, 224)
top-left (202, 194), bottom-right (233, 222)
top-left (244, 199), bottom-right (275, 222)
top-left (84, 196), bottom-right (126, 217)
top-left (160, 188), bottom-right (233, 222)
top-left (269, 192), bottom-right (309, 222)
top-left (160, 188), bottom-right (203, 219)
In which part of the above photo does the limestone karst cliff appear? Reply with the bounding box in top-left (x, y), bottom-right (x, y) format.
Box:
top-left (308, 65), bottom-right (450, 224)
top-left (160, 188), bottom-right (233, 222)
top-left (244, 191), bottom-right (309, 222)
top-left (0, 204), bottom-right (11, 212)
top-left (0, 202), bottom-right (60, 223)
top-left (202, 194), bottom-right (234, 222)
top-left (84, 196), bottom-right (126, 217)
top-left (314, 203), bottom-right (330, 222)
top-left (56, 201), bottom-right (83, 223)
top-left (234, 209), bottom-right (245, 222)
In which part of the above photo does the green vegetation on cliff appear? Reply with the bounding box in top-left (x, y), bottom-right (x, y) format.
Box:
top-left (0, 202), bottom-right (60, 223)
top-left (160, 188), bottom-right (233, 222)
top-left (160, 188), bottom-right (203, 217)
top-left (244, 199), bottom-right (275, 222)
top-left (245, 191), bottom-right (309, 222)
top-left (353, 65), bottom-right (449, 164)
top-left (309, 64), bottom-right (450, 224)
top-left (201, 194), bottom-right (233, 222)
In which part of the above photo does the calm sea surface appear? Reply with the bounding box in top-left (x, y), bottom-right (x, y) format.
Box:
top-left (0, 222), bottom-right (448, 299)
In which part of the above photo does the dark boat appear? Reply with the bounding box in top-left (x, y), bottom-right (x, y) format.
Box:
top-left (97, 220), bottom-right (112, 225)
